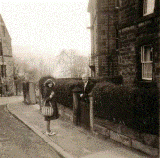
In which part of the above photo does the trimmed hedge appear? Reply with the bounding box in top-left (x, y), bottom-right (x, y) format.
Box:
top-left (92, 82), bottom-right (135, 123)
top-left (49, 77), bottom-right (158, 135)
top-left (132, 87), bottom-right (159, 135)
top-left (92, 82), bottom-right (159, 135)
top-left (54, 78), bottom-right (83, 109)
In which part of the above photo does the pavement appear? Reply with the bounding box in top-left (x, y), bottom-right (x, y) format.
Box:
top-left (1, 96), bottom-right (149, 158)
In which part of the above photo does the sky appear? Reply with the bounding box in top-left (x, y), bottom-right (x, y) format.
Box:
top-left (0, 0), bottom-right (91, 57)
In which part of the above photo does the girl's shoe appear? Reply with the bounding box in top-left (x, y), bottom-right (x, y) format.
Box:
top-left (46, 131), bottom-right (56, 136)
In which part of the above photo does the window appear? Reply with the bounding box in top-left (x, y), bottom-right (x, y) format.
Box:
top-left (115, 0), bottom-right (120, 8)
top-left (0, 65), bottom-right (6, 78)
top-left (143, 0), bottom-right (155, 16)
top-left (141, 45), bottom-right (153, 80)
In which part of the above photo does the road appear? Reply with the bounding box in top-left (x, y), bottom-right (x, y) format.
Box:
top-left (0, 97), bottom-right (62, 158)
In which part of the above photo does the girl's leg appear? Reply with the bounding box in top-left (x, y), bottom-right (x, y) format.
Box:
top-left (46, 120), bottom-right (51, 133)
top-left (46, 120), bottom-right (56, 135)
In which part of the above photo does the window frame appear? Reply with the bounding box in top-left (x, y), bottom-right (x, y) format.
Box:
top-left (141, 45), bottom-right (153, 81)
top-left (143, 0), bottom-right (155, 16)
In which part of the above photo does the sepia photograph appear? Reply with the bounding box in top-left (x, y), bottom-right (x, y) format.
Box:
top-left (0, 0), bottom-right (159, 157)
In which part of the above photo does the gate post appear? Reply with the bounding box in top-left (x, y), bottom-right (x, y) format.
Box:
top-left (89, 92), bottom-right (94, 132)
top-left (72, 87), bottom-right (81, 126)
top-left (23, 82), bottom-right (28, 104)
top-left (28, 82), bottom-right (36, 104)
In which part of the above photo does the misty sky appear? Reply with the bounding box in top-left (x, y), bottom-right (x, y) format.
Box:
top-left (1, 0), bottom-right (91, 57)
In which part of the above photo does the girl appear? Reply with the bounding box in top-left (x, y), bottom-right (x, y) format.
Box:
top-left (41, 78), bottom-right (59, 136)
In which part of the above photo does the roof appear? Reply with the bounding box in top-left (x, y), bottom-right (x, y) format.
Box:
top-left (0, 14), bottom-right (11, 40)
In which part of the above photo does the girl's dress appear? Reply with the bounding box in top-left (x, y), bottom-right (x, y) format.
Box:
top-left (42, 85), bottom-right (59, 121)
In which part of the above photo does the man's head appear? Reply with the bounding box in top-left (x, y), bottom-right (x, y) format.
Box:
top-left (82, 74), bottom-right (88, 83)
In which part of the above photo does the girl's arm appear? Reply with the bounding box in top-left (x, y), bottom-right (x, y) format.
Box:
top-left (45, 91), bottom-right (55, 101)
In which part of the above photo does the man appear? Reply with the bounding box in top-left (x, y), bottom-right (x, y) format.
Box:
top-left (79, 74), bottom-right (95, 129)
top-left (80, 74), bottom-right (95, 103)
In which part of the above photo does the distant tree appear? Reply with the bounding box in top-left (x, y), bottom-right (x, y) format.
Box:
top-left (71, 56), bottom-right (89, 78)
top-left (13, 58), bottom-right (25, 81)
top-left (53, 49), bottom-right (89, 78)
top-left (13, 57), bottom-right (42, 82)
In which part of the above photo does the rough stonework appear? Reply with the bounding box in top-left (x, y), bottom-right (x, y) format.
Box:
top-left (0, 14), bottom-right (15, 96)
top-left (88, 0), bottom-right (160, 90)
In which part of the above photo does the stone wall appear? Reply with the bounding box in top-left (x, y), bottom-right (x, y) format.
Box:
top-left (88, 0), bottom-right (118, 77)
top-left (118, 0), bottom-right (159, 87)
top-left (118, 1), bottom-right (137, 86)
top-left (118, 0), bottom-right (136, 85)
top-left (118, 0), bottom-right (137, 26)
top-left (93, 117), bottom-right (158, 157)
top-left (97, 0), bottom-right (118, 77)
top-left (118, 25), bottom-right (137, 86)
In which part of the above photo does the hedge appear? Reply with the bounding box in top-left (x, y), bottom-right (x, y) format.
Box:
top-left (92, 81), bottom-right (159, 135)
top-left (132, 87), bottom-right (159, 135)
top-left (54, 78), bottom-right (83, 109)
top-left (40, 77), bottom-right (159, 135)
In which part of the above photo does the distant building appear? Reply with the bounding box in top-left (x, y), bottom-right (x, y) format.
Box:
top-left (88, 0), bottom-right (159, 89)
top-left (0, 14), bottom-right (14, 96)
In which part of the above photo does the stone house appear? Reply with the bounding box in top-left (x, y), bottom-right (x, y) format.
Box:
top-left (0, 14), bottom-right (14, 96)
top-left (88, 0), bottom-right (159, 90)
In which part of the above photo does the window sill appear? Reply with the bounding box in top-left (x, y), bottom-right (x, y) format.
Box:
top-left (137, 13), bottom-right (157, 23)
top-left (142, 78), bottom-right (152, 81)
